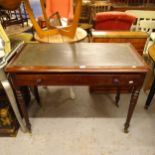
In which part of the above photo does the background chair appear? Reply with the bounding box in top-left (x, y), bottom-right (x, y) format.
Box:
top-left (93, 11), bottom-right (136, 30)
top-left (125, 10), bottom-right (155, 59)
top-left (142, 20), bottom-right (155, 92)
top-left (144, 43), bottom-right (155, 109)
top-left (90, 0), bottom-right (112, 23)
top-left (139, 20), bottom-right (155, 55)
top-left (79, 0), bottom-right (91, 23)
top-left (0, 1), bottom-right (33, 42)
top-left (125, 10), bottom-right (155, 31)
top-left (0, 1), bottom-right (28, 28)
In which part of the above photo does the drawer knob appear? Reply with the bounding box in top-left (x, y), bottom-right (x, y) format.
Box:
top-left (113, 78), bottom-right (120, 85)
top-left (36, 78), bottom-right (42, 84)
top-left (129, 80), bottom-right (134, 84)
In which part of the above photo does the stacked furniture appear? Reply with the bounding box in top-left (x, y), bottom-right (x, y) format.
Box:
top-left (0, 1), bottom-right (28, 28)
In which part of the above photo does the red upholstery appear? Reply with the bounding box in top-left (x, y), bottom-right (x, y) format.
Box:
top-left (46, 0), bottom-right (73, 20)
top-left (38, 0), bottom-right (73, 28)
top-left (94, 11), bottom-right (136, 30)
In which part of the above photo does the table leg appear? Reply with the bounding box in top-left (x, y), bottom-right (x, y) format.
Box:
top-left (33, 86), bottom-right (41, 106)
top-left (144, 78), bottom-right (155, 109)
top-left (124, 87), bottom-right (140, 133)
top-left (15, 86), bottom-right (31, 132)
top-left (113, 78), bottom-right (120, 107)
top-left (115, 91), bottom-right (120, 107)
top-left (0, 70), bottom-right (27, 132)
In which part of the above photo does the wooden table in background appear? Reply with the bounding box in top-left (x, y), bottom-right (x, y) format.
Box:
top-left (34, 27), bottom-right (87, 43)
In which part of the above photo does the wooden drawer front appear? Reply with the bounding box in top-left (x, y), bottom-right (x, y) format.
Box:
top-left (13, 73), bottom-right (145, 87)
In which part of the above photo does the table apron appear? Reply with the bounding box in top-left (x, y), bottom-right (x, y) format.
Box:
top-left (11, 73), bottom-right (145, 87)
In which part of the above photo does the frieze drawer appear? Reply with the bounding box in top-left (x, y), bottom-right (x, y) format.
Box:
top-left (12, 73), bottom-right (145, 86)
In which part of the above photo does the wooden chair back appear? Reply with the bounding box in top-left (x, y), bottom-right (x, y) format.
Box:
top-left (125, 10), bottom-right (155, 54)
top-left (90, 1), bottom-right (112, 21)
top-left (139, 20), bottom-right (155, 33)
top-left (125, 10), bottom-right (155, 31)
top-left (23, 0), bottom-right (82, 39)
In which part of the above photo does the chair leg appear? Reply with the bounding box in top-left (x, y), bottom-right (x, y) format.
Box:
top-left (145, 78), bottom-right (155, 109)
top-left (143, 71), bottom-right (154, 92)
top-left (143, 63), bottom-right (155, 92)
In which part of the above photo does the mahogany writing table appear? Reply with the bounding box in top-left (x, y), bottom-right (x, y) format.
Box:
top-left (5, 43), bottom-right (149, 133)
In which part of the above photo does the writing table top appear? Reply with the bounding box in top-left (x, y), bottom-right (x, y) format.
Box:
top-left (5, 43), bottom-right (149, 73)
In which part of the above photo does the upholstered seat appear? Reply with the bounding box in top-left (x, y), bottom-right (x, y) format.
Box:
top-left (94, 11), bottom-right (136, 30)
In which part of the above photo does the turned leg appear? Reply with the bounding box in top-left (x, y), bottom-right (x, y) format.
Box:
top-left (145, 78), bottom-right (155, 109)
top-left (33, 86), bottom-right (41, 106)
top-left (124, 87), bottom-right (140, 133)
top-left (113, 78), bottom-right (120, 107)
top-left (115, 86), bottom-right (120, 107)
top-left (15, 86), bottom-right (31, 132)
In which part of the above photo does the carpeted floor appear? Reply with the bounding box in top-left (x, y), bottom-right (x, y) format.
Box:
top-left (0, 86), bottom-right (155, 155)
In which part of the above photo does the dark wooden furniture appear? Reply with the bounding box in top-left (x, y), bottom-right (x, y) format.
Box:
top-left (145, 43), bottom-right (155, 109)
top-left (0, 2), bottom-right (28, 29)
top-left (5, 43), bottom-right (149, 133)
top-left (90, 31), bottom-right (148, 93)
top-left (111, 0), bottom-right (154, 5)
top-left (111, 0), bottom-right (155, 11)
top-left (91, 31), bottom-right (148, 56)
